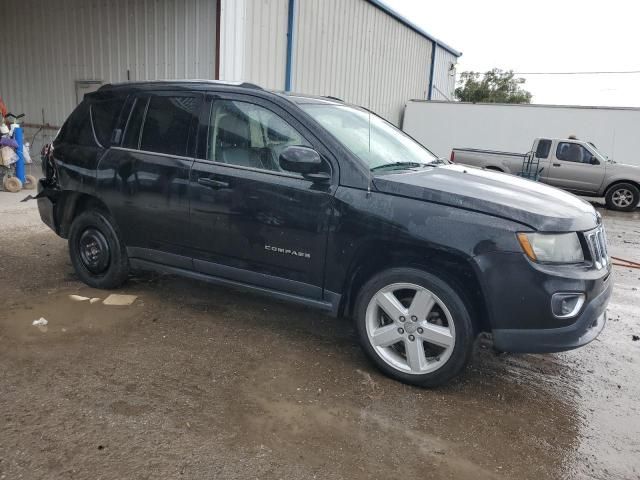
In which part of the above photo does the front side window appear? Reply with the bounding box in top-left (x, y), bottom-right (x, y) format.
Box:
top-left (140, 96), bottom-right (197, 156)
top-left (300, 104), bottom-right (438, 172)
top-left (208, 100), bottom-right (311, 171)
top-left (556, 142), bottom-right (593, 164)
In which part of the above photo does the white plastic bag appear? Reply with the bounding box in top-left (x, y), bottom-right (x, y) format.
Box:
top-left (0, 146), bottom-right (17, 167)
top-left (23, 142), bottom-right (32, 164)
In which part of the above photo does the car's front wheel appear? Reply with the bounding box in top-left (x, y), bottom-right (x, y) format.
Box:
top-left (68, 209), bottom-right (130, 289)
top-left (605, 183), bottom-right (639, 212)
top-left (354, 268), bottom-right (474, 387)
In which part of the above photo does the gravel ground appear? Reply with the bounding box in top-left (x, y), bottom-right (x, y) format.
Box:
top-left (0, 191), bottom-right (639, 480)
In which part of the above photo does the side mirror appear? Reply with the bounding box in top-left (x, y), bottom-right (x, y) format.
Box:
top-left (590, 156), bottom-right (600, 165)
top-left (279, 146), bottom-right (328, 182)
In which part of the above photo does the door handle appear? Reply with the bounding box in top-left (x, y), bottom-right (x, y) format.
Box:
top-left (553, 163), bottom-right (561, 167)
top-left (198, 177), bottom-right (229, 189)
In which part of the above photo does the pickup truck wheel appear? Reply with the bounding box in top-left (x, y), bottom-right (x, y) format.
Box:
top-left (605, 183), bottom-right (639, 212)
top-left (68, 209), bottom-right (130, 289)
top-left (354, 268), bottom-right (474, 387)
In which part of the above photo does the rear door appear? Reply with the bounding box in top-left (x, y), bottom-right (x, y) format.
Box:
top-left (188, 93), bottom-right (336, 299)
top-left (544, 141), bottom-right (606, 193)
top-left (97, 91), bottom-right (202, 267)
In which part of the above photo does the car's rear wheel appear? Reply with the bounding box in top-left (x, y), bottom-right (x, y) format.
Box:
top-left (68, 209), bottom-right (130, 289)
top-left (605, 183), bottom-right (639, 212)
top-left (354, 268), bottom-right (474, 387)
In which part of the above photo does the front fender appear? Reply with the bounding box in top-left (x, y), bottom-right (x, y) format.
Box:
top-left (599, 176), bottom-right (640, 196)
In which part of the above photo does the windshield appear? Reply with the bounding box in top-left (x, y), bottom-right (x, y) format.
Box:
top-left (588, 141), bottom-right (609, 160)
top-left (300, 104), bottom-right (438, 171)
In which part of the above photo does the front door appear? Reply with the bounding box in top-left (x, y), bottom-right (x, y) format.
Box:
top-left (97, 92), bottom-right (202, 267)
top-left (543, 141), bottom-right (606, 194)
top-left (189, 95), bottom-right (335, 299)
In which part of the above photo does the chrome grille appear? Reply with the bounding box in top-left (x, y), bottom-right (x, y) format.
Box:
top-left (585, 226), bottom-right (609, 270)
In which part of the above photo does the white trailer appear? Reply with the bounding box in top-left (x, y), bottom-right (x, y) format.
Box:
top-left (402, 101), bottom-right (640, 167)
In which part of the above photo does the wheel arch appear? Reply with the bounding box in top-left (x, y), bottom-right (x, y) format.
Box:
top-left (55, 191), bottom-right (112, 238)
top-left (339, 241), bottom-right (491, 334)
top-left (603, 179), bottom-right (640, 196)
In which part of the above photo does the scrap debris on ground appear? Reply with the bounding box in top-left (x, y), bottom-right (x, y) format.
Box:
top-left (102, 294), bottom-right (138, 306)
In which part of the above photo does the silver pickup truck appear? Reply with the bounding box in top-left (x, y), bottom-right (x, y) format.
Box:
top-left (451, 138), bottom-right (640, 212)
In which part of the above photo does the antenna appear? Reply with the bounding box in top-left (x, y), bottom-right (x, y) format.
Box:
top-left (366, 9), bottom-right (372, 199)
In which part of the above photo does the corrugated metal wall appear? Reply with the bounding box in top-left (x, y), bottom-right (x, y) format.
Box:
top-left (0, 0), bottom-right (217, 129)
top-left (291, 0), bottom-right (433, 125)
top-left (219, 0), bottom-right (246, 82)
top-left (244, 0), bottom-right (289, 90)
top-left (431, 46), bottom-right (458, 101)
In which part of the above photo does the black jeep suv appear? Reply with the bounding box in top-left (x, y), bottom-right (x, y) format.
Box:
top-left (37, 81), bottom-right (612, 386)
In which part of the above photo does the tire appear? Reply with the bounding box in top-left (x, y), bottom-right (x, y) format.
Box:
top-left (354, 267), bottom-right (474, 387)
top-left (3, 176), bottom-right (22, 193)
top-left (68, 209), bottom-right (130, 289)
top-left (23, 174), bottom-right (37, 190)
top-left (605, 183), bottom-right (639, 212)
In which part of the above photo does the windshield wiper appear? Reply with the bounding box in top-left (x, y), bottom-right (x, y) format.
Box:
top-left (370, 161), bottom-right (427, 172)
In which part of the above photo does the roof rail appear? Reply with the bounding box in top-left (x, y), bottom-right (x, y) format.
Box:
top-left (323, 95), bottom-right (344, 102)
top-left (99, 79), bottom-right (264, 90)
top-left (238, 82), bottom-right (263, 90)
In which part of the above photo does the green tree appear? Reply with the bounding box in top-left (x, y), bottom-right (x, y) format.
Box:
top-left (454, 69), bottom-right (532, 104)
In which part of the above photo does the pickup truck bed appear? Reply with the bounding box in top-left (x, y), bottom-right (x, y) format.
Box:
top-left (451, 148), bottom-right (527, 175)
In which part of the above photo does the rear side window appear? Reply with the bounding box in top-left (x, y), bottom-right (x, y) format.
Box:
top-left (122, 98), bottom-right (148, 149)
top-left (59, 102), bottom-right (95, 147)
top-left (91, 97), bottom-right (126, 147)
top-left (139, 96), bottom-right (197, 156)
top-left (535, 139), bottom-right (552, 159)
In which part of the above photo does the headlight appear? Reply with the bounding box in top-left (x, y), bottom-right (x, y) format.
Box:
top-left (517, 232), bottom-right (584, 263)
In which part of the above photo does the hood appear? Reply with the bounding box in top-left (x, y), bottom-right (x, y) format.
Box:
top-left (609, 161), bottom-right (640, 176)
top-left (373, 164), bottom-right (599, 232)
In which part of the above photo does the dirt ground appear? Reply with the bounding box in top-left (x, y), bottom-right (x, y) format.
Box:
top-left (0, 191), bottom-right (638, 480)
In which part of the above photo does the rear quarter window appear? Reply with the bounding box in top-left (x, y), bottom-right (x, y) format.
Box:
top-left (535, 139), bottom-right (552, 159)
top-left (57, 101), bottom-right (95, 147)
top-left (91, 97), bottom-right (126, 147)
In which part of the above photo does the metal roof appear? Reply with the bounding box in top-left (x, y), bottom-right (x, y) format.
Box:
top-left (408, 99), bottom-right (640, 112)
top-left (365, 0), bottom-right (462, 57)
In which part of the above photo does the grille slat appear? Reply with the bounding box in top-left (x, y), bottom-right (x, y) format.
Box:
top-left (586, 226), bottom-right (609, 270)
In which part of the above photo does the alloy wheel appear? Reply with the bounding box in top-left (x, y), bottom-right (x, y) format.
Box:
top-left (365, 282), bottom-right (456, 375)
top-left (611, 188), bottom-right (634, 208)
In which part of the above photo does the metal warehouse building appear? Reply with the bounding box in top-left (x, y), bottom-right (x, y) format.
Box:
top-left (1, 0), bottom-right (460, 148)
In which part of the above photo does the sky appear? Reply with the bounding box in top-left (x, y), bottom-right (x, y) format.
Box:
top-left (382, 0), bottom-right (640, 107)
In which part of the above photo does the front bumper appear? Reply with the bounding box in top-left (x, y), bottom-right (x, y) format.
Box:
top-left (492, 278), bottom-right (610, 353)
top-left (474, 251), bottom-right (612, 354)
